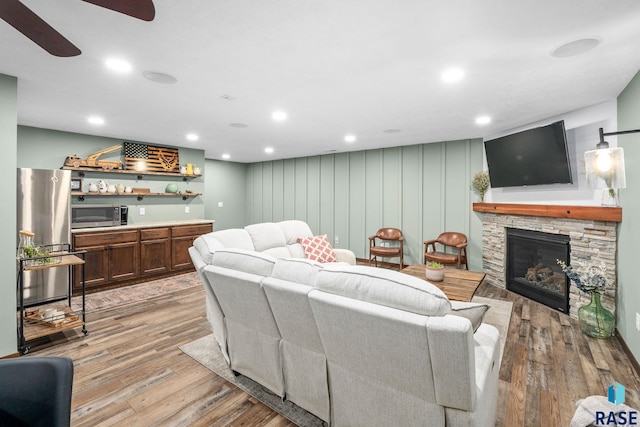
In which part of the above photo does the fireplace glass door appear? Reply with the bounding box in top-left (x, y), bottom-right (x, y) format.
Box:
top-left (506, 228), bottom-right (570, 313)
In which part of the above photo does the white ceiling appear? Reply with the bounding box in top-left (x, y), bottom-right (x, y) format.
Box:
top-left (2, 0), bottom-right (640, 163)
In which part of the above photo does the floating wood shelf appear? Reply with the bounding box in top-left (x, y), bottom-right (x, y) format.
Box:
top-left (472, 203), bottom-right (622, 222)
top-left (62, 166), bottom-right (202, 180)
top-left (72, 191), bottom-right (201, 201)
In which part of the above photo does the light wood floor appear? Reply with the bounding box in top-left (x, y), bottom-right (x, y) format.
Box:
top-left (30, 282), bottom-right (639, 426)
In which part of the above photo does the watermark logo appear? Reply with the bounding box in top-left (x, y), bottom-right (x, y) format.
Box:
top-left (595, 382), bottom-right (637, 426)
top-left (609, 382), bottom-right (626, 406)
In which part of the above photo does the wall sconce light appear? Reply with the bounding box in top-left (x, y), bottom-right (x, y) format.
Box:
top-left (584, 127), bottom-right (638, 206)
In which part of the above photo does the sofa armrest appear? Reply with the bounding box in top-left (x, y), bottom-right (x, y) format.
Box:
top-left (426, 314), bottom-right (499, 412)
top-left (333, 248), bottom-right (356, 265)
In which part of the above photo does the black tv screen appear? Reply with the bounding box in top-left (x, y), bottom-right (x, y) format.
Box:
top-left (484, 120), bottom-right (572, 188)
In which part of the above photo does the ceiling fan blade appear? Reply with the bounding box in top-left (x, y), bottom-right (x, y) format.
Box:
top-left (0, 0), bottom-right (81, 57)
top-left (82, 0), bottom-right (155, 21)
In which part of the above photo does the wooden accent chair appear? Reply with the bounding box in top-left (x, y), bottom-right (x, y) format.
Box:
top-left (368, 228), bottom-right (404, 270)
top-left (423, 232), bottom-right (468, 270)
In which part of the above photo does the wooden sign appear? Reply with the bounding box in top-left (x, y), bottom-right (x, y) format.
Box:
top-left (124, 142), bottom-right (180, 173)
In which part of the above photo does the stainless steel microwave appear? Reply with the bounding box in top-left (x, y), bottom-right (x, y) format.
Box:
top-left (71, 204), bottom-right (127, 229)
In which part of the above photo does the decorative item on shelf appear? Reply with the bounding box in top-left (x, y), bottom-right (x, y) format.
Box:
top-left (425, 261), bottom-right (445, 282)
top-left (124, 186), bottom-right (133, 193)
top-left (471, 171), bottom-right (490, 202)
top-left (193, 165), bottom-right (201, 175)
top-left (63, 145), bottom-right (123, 170)
top-left (98, 180), bottom-right (107, 193)
top-left (116, 183), bottom-right (125, 193)
top-left (124, 142), bottom-right (180, 173)
top-left (557, 259), bottom-right (614, 338)
top-left (17, 230), bottom-right (34, 259)
top-left (165, 183), bottom-right (179, 193)
top-left (107, 184), bottom-right (117, 193)
top-left (88, 182), bottom-right (98, 193)
top-left (186, 163), bottom-right (193, 175)
top-left (584, 127), bottom-right (639, 207)
top-left (17, 231), bottom-right (60, 266)
top-left (70, 177), bottom-right (82, 191)
top-left (180, 164), bottom-right (187, 174)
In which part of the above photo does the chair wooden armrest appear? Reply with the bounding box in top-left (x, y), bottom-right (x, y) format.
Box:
top-left (456, 242), bottom-right (467, 249)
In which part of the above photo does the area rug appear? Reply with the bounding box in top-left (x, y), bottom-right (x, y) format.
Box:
top-left (472, 295), bottom-right (512, 361)
top-left (180, 296), bottom-right (512, 426)
top-left (180, 336), bottom-right (325, 426)
top-left (70, 272), bottom-right (200, 313)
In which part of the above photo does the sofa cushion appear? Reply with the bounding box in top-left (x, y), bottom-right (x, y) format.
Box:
top-left (449, 301), bottom-right (489, 332)
top-left (193, 235), bottom-right (225, 265)
top-left (245, 223), bottom-right (288, 252)
top-left (278, 220), bottom-right (314, 244)
top-left (271, 257), bottom-right (323, 286)
top-left (211, 248), bottom-right (276, 277)
top-left (194, 228), bottom-right (255, 264)
top-left (316, 265), bottom-right (451, 316)
top-left (297, 235), bottom-right (337, 263)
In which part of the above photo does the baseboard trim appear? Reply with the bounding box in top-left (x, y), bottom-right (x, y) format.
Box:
top-left (616, 329), bottom-right (640, 377)
top-left (1, 352), bottom-right (21, 359)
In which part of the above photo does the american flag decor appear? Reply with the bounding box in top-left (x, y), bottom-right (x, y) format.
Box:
top-left (124, 142), bottom-right (180, 173)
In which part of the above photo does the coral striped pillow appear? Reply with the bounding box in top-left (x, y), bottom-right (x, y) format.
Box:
top-left (297, 234), bottom-right (337, 263)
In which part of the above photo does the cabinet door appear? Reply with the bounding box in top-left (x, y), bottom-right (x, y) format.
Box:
top-left (171, 236), bottom-right (196, 270)
top-left (171, 224), bottom-right (212, 271)
top-left (141, 239), bottom-right (171, 275)
top-left (73, 244), bottom-right (109, 293)
top-left (108, 242), bottom-right (140, 282)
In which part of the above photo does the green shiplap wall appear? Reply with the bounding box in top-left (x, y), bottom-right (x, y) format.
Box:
top-left (0, 74), bottom-right (18, 356)
top-left (617, 69), bottom-right (640, 364)
top-left (203, 159), bottom-right (248, 230)
top-left (246, 139), bottom-right (484, 268)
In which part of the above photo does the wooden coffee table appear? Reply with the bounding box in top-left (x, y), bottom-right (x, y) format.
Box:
top-left (400, 264), bottom-right (485, 302)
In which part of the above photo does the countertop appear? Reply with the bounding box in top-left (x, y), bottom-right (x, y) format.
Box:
top-left (71, 219), bottom-right (214, 233)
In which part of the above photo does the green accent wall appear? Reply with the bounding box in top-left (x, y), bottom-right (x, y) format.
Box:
top-left (203, 159), bottom-right (248, 230)
top-left (17, 126), bottom-right (206, 223)
top-left (617, 69), bottom-right (640, 364)
top-left (246, 139), bottom-right (484, 268)
top-left (0, 74), bottom-right (18, 356)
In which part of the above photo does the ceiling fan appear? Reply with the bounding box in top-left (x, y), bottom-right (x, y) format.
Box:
top-left (0, 0), bottom-right (155, 57)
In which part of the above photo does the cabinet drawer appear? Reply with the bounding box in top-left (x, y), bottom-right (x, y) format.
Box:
top-left (171, 224), bottom-right (212, 238)
top-left (74, 230), bottom-right (139, 247)
top-left (141, 228), bottom-right (170, 240)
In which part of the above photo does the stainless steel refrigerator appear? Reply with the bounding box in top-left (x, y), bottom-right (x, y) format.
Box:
top-left (17, 168), bottom-right (72, 306)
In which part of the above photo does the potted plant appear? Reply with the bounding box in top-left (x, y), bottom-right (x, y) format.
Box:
top-left (471, 171), bottom-right (490, 202)
top-left (425, 261), bottom-right (445, 282)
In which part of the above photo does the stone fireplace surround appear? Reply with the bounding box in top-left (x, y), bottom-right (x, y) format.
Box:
top-left (473, 203), bottom-right (621, 320)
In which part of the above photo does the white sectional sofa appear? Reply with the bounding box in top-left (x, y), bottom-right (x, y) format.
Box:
top-left (189, 220), bottom-right (500, 426)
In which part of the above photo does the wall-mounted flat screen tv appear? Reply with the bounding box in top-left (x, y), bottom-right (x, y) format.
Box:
top-left (484, 120), bottom-right (572, 188)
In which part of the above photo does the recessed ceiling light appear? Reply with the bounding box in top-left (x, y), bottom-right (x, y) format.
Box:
top-left (229, 123), bottom-right (248, 128)
top-left (87, 116), bottom-right (105, 125)
top-left (105, 58), bottom-right (132, 73)
top-left (265, 147), bottom-right (274, 154)
top-left (272, 111), bottom-right (288, 121)
top-left (475, 116), bottom-right (491, 125)
top-left (383, 129), bottom-right (402, 134)
top-left (442, 67), bottom-right (464, 83)
top-left (186, 133), bottom-right (199, 142)
top-left (142, 71), bottom-right (177, 84)
top-left (551, 37), bottom-right (601, 58)
top-left (344, 134), bottom-right (357, 143)
top-left (222, 154), bottom-right (231, 160)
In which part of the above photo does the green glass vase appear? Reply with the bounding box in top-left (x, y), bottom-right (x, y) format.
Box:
top-left (578, 292), bottom-right (614, 338)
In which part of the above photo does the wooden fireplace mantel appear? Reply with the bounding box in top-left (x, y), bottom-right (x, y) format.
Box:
top-left (472, 203), bottom-right (622, 222)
